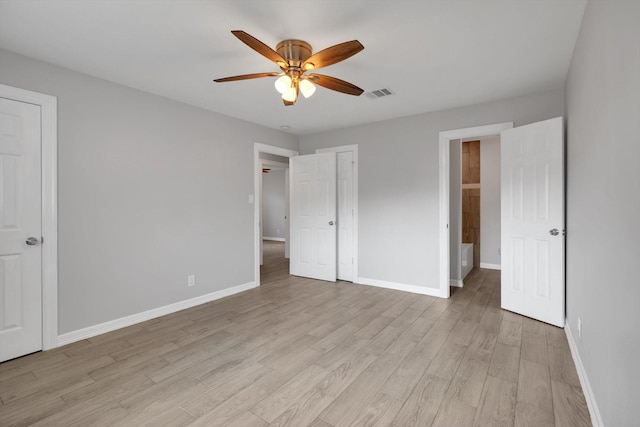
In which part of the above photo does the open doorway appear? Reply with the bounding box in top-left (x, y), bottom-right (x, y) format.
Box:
top-left (254, 143), bottom-right (298, 286)
top-left (438, 122), bottom-right (513, 298)
top-left (260, 153), bottom-right (290, 283)
top-left (449, 136), bottom-right (502, 288)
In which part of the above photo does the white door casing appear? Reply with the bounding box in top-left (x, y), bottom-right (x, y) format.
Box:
top-left (290, 152), bottom-right (337, 282)
top-left (501, 117), bottom-right (564, 327)
top-left (0, 98), bottom-right (42, 361)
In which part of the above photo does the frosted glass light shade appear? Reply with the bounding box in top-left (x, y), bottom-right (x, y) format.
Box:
top-left (299, 79), bottom-right (316, 98)
top-left (282, 86), bottom-right (297, 102)
top-left (274, 75), bottom-right (292, 94)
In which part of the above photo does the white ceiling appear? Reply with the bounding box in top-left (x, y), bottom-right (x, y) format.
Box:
top-left (0, 0), bottom-right (586, 135)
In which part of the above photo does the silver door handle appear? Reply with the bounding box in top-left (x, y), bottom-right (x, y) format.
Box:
top-left (549, 229), bottom-right (559, 236)
top-left (329, 221), bottom-right (334, 226)
top-left (26, 237), bottom-right (40, 246)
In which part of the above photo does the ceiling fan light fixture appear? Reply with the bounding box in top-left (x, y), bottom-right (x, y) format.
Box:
top-left (215, 31), bottom-right (365, 106)
top-left (299, 79), bottom-right (316, 98)
top-left (274, 75), bottom-right (292, 94)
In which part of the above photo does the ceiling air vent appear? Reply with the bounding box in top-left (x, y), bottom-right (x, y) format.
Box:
top-left (365, 88), bottom-right (394, 99)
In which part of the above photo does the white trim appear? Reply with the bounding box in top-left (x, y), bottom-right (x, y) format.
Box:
top-left (356, 277), bottom-right (445, 298)
top-left (450, 279), bottom-right (464, 288)
top-left (254, 143), bottom-right (298, 286)
top-left (316, 145), bottom-right (359, 282)
top-left (480, 263), bottom-right (501, 270)
top-left (439, 122), bottom-right (513, 300)
top-left (263, 237), bottom-right (285, 242)
top-left (565, 320), bottom-right (604, 427)
top-left (0, 84), bottom-right (58, 350)
top-left (58, 281), bottom-right (257, 346)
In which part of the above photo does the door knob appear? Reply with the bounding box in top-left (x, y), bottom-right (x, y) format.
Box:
top-left (329, 221), bottom-right (334, 226)
top-left (549, 229), bottom-right (559, 236)
top-left (26, 237), bottom-right (40, 246)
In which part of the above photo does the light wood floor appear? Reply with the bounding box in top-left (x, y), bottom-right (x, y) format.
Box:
top-left (0, 241), bottom-right (591, 426)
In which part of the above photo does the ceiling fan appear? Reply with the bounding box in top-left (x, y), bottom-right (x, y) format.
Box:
top-left (214, 30), bottom-right (365, 106)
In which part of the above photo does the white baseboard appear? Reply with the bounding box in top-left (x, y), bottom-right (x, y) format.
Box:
top-left (450, 279), bottom-right (464, 288)
top-left (356, 277), bottom-right (445, 298)
top-left (480, 263), bottom-right (501, 270)
top-left (57, 281), bottom-right (257, 346)
top-left (263, 237), bottom-right (285, 242)
top-left (564, 319), bottom-right (603, 427)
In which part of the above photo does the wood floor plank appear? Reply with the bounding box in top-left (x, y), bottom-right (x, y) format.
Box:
top-left (445, 352), bottom-right (490, 407)
top-left (488, 342), bottom-right (521, 384)
top-left (354, 316), bottom-right (394, 340)
top-left (522, 330), bottom-right (549, 365)
top-left (392, 373), bottom-right (449, 427)
top-left (425, 341), bottom-right (467, 381)
top-left (431, 398), bottom-right (477, 427)
top-left (380, 344), bottom-right (431, 401)
top-left (497, 318), bottom-right (523, 347)
top-left (348, 392), bottom-right (404, 427)
top-left (225, 411), bottom-right (269, 427)
top-left (548, 345), bottom-right (581, 387)
top-left (187, 384), bottom-right (268, 427)
top-left (517, 359), bottom-right (553, 413)
top-left (473, 375), bottom-right (517, 427)
top-left (551, 380), bottom-right (592, 427)
top-left (265, 351), bottom-right (376, 426)
top-left (0, 351), bottom-right (69, 383)
top-left (515, 401), bottom-right (555, 427)
top-left (319, 338), bottom-right (415, 426)
top-left (251, 365), bottom-right (328, 423)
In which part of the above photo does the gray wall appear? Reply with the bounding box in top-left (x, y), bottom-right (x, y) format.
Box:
top-left (262, 169), bottom-right (286, 239)
top-left (565, 2), bottom-right (640, 426)
top-left (449, 140), bottom-right (462, 281)
top-left (0, 49), bottom-right (298, 334)
top-left (480, 135), bottom-right (501, 267)
top-left (300, 89), bottom-right (564, 289)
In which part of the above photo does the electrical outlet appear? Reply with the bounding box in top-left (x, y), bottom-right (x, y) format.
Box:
top-left (187, 275), bottom-right (196, 287)
top-left (578, 317), bottom-right (582, 339)
top-left (276, 228), bottom-right (280, 235)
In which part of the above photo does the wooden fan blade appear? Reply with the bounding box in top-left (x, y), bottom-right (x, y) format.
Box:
top-left (231, 30), bottom-right (288, 66)
top-left (302, 40), bottom-right (364, 70)
top-left (308, 74), bottom-right (364, 96)
top-left (214, 72), bottom-right (280, 82)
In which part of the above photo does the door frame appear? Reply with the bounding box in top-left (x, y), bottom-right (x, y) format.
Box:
top-left (254, 142), bottom-right (297, 286)
top-left (438, 122), bottom-right (512, 298)
top-left (316, 144), bottom-right (359, 282)
top-left (0, 84), bottom-right (58, 350)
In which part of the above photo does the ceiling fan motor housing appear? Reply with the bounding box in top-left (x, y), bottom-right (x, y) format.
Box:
top-left (276, 39), bottom-right (312, 68)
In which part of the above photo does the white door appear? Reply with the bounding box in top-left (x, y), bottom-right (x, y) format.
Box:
top-left (290, 152), bottom-right (337, 281)
top-left (501, 117), bottom-right (564, 327)
top-left (0, 97), bottom-right (43, 362)
top-left (336, 151), bottom-right (354, 281)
